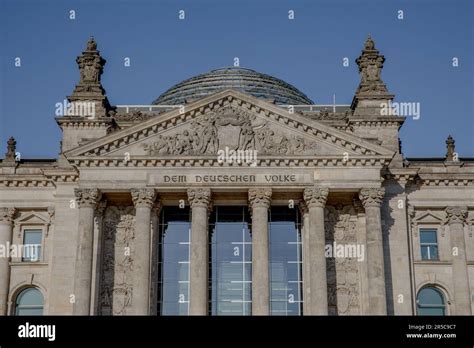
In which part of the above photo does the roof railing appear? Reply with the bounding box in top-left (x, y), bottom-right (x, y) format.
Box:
top-left (114, 104), bottom-right (351, 114)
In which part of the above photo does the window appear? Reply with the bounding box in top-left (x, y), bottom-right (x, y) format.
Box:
top-left (15, 288), bottom-right (44, 315)
top-left (209, 206), bottom-right (252, 315)
top-left (269, 206), bottom-right (303, 316)
top-left (420, 229), bottom-right (438, 260)
top-left (158, 207), bottom-right (191, 315)
top-left (22, 229), bottom-right (42, 262)
top-left (417, 287), bottom-right (445, 315)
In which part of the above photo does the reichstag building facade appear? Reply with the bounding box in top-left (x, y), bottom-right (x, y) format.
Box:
top-left (0, 37), bottom-right (473, 316)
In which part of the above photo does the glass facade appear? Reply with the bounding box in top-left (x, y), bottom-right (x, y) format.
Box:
top-left (158, 205), bottom-right (305, 316)
top-left (158, 206), bottom-right (191, 315)
top-left (209, 206), bottom-right (252, 315)
top-left (268, 206), bottom-right (303, 315)
top-left (420, 229), bottom-right (438, 261)
top-left (417, 287), bottom-right (445, 315)
top-left (15, 288), bottom-right (43, 316)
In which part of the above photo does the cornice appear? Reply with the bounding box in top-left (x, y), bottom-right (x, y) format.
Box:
top-left (67, 155), bottom-right (392, 168)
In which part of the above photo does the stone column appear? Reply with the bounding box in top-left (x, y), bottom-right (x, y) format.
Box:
top-left (248, 188), bottom-right (272, 315)
top-left (73, 189), bottom-right (101, 315)
top-left (303, 186), bottom-right (329, 315)
top-left (299, 202), bottom-right (312, 315)
top-left (359, 187), bottom-right (387, 315)
top-left (353, 199), bottom-right (370, 314)
top-left (446, 206), bottom-right (471, 315)
top-left (187, 188), bottom-right (211, 315)
top-left (0, 208), bottom-right (15, 315)
top-left (150, 202), bottom-right (162, 316)
top-left (131, 188), bottom-right (157, 315)
top-left (90, 200), bottom-right (107, 315)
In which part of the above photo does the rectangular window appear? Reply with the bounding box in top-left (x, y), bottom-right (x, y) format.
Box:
top-left (420, 229), bottom-right (438, 261)
top-left (209, 206), bottom-right (252, 316)
top-left (158, 206), bottom-right (191, 315)
top-left (269, 206), bottom-right (303, 316)
top-left (22, 229), bottom-right (42, 262)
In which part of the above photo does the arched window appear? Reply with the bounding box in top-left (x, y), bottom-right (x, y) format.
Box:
top-left (15, 288), bottom-right (44, 316)
top-left (417, 287), bottom-right (445, 315)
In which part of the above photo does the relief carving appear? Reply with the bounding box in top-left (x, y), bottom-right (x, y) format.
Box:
top-left (99, 206), bottom-right (136, 315)
top-left (325, 205), bottom-right (360, 315)
top-left (143, 105), bottom-right (318, 156)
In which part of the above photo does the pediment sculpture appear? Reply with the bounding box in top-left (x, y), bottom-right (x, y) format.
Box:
top-left (143, 106), bottom-right (318, 156)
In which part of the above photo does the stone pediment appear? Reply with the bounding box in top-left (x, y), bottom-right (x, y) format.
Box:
top-left (64, 90), bottom-right (394, 166)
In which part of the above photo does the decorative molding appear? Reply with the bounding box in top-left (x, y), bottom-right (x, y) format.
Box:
top-left (131, 189), bottom-right (157, 208)
top-left (187, 188), bottom-right (211, 208)
top-left (68, 156), bottom-right (391, 168)
top-left (248, 188), bottom-right (272, 209)
top-left (445, 206), bottom-right (468, 225)
top-left (0, 208), bottom-right (16, 224)
top-left (303, 186), bottom-right (328, 208)
top-left (418, 178), bottom-right (474, 187)
top-left (359, 187), bottom-right (385, 208)
top-left (112, 111), bottom-right (156, 122)
top-left (74, 188), bottom-right (101, 208)
top-left (56, 117), bottom-right (113, 129)
top-left (0, 177), bottom-right (56, 188)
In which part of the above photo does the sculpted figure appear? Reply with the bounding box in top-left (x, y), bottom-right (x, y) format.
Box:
top-left (189, 122), bottom-right (202, 152)
top-left (277, 136), bottom-right (290, 154)
top-left (294, 136), bottom-right (305, 152)
top-left (176, 130), bottom-right (192, 154)
top-left (256, 128), bottom-right (276, 153)
top-left (199, 116), bottom-right (218, 154)
top-left (238, 121), bottom-right (255, 150)
top-left (145, 135), bottom-right (169, 155)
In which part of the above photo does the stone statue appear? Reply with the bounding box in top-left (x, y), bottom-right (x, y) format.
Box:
top-left (5, 136), bottom-right (16, 160)
top-left (355, 36), bottom-right (389, 95)
top-left (445, 135), bottom-right (456, 161)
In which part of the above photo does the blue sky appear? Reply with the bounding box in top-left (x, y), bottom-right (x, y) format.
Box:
top-left (1, 0), bottom-right (472, 158)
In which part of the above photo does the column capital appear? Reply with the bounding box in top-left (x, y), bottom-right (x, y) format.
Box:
top-left (0, 208), bottom-right (16, 224)
top-left (359, 187), bottom-right (385, 208)
top-left (445, 206), bottom-right (468, 225)
top-left (131, 188), bottom-right (157, 208)
top-left (303, 186), bottom-right (328, 208)
top-left (248, 188), bottom-right (272, 209)
top-left (187, 188), bottom-right (211, 208)
top-left (75, 188), bottom-right (102, 208)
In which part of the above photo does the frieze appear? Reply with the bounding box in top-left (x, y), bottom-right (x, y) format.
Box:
top-left (152, 173), bottom-right (311, 185)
